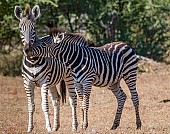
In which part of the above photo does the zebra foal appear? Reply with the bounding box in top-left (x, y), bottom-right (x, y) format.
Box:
top-left (14, 5), bottom-right (77, 132)
top-left (27, 28), bottom-right (142, 130)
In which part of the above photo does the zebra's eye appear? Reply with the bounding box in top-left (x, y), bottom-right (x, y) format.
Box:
top-left (58, 34), bottom-right (63, 39)
top-left (30, 39), bottom-right (34, 44)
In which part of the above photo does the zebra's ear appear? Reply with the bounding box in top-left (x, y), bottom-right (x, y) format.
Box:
top-left (53, 33), bottom-right (65, 44)
top-left (32, 5), bottom-right (40, 20)
top-left (14, 5), bottom-right (23, 20)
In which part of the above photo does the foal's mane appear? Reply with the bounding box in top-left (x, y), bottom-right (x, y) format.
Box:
top-left (49, 27), bottom-right (67, 35)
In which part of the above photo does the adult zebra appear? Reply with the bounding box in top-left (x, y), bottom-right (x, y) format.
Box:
top-left (14, 5), bottom-right (77, 132)
top-left (28, 28), bottom-right (142, 130)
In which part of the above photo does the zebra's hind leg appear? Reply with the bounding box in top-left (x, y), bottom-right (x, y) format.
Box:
top-left (110, 84), bottom-right (127, 130)
top-left (76, 83), bottom-right (84, 130)
top-left (41, 85), bottom-right (52, 132)
top-left (75, 82), bottom-right (88, 130)
top-left (82, 96), bottom-right (90, 130)
top-left (48, 86), bottom-right (61, 131)
top-left (24, 81), bottom-right (35, 133)
top-left (81, 82), bottom-right (92, 130)
top-left (78, 95), bottom-right (89, 130)
top-left (123, 72), bottom-right (142, 129)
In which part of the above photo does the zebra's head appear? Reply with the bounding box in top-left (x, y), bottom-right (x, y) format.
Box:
top-left (14, 4), bottom-right (40, 56)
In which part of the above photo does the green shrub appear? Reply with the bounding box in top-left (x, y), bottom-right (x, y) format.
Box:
top-left (0, 53), bottom-right (22, 76)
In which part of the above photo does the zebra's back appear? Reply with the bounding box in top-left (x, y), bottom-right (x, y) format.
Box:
top-left (89, 42), bottom-right (138, 87)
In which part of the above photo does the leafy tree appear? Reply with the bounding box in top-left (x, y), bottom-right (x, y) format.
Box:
top-left (0, 0), bottom-right (170, 75)
top-left (43, 0), bottom-right (170, 61)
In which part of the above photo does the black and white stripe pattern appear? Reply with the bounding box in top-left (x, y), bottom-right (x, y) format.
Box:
top-left (14, 5), bottom-right (77, 132)
top-left (30, 29), bottom-right (142, 130)
top-left (22, 55), bottom-right (76, 132)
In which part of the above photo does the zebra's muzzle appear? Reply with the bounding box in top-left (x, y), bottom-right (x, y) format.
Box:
top-left (23, 45), bottom-right (32, 57)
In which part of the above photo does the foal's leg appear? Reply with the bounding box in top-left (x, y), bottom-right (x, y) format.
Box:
top-left (75, 82), bottom-right (84, 130)
top-left (82, 82), bottom-right (92, 130)
top-left (123, 71), bottom-right (142, 129)
top-left (75, 81), bottom-right (92, 130)
top-left (41, 84), bottom-right (52, 132)
top-left (65, 80), bottom-right (77, 131)
top-left (49, 86), bottom-right (61, 131)
top-left (24, 81), bottom-right (35, 132)
top-left (76, 80), bottom-right (93, 130)
top-left (110, 84), bottom-right (127, 129)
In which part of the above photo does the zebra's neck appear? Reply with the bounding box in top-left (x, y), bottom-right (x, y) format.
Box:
top-left (57, 43), bottom-right (92, 70)
top-left (40, 35), bottom-right (53, 46)
top-left (23, 56), bottom-right (46, 67)
top-left (23, 35), bottom-right (47, 67)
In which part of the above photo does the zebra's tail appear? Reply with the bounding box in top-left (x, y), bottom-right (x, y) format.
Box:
top-left (60, 80), bottom-right (67, 104)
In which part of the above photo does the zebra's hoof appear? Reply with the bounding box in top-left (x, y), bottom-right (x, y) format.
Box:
top-left (83, 124), bottom-right (88, 130)
top-left (52, 126), bottom-right (60, 131)
top-left (46, 127), bottom-right (52, 132)
top-left (27, 126), bottom-right (34, 133)
top-left (136, 121), bottom-right (142, 130)
top-left (111, 124), bottom-right (119, 130)
top-left (72, 127), bottom-right (77, 132)
top-left (72, 123), bottom-right (78, 131)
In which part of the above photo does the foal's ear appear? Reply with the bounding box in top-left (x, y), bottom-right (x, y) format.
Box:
top-left (53, 33), bottom-right (65, 44)
top-left (14, 5), bottom-right (23, 20)
top-left (32, 5), bottom-right (40, 20)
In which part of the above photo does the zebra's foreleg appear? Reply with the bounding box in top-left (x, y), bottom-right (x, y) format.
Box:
top-left (24, 81), bottom-right (35, 133)
top-left (41, 85), bottom-right (52, 132)
top-left (49, 86), bottom-right (61, 131)
top-left (67, 86), bottom-right (78, 131)
top-left (110, 85), bottom-right (127, 130)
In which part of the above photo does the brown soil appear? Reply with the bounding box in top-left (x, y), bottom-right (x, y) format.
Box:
top-left (0, 63), bottom-right (170, 134)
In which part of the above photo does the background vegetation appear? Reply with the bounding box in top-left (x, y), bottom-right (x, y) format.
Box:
top-left (0, 0), bottom-right (170, 76)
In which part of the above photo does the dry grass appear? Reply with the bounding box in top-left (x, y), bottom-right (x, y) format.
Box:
top-left (0, 64), bottom-right (170, 134)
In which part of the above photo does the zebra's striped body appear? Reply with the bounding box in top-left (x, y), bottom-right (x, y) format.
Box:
top-left (14, 5), bottom-right (77, 132)
top-left (22, 55), bottom-right (76, 132)
top-left (29, 30), bottom-right (142, 130)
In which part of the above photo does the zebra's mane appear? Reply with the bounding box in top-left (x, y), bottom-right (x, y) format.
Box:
top-left (22, 4), bottom-right (33, 20)
top-left (50, 27), bottom-right (88, 46)
top-left (25, 4), bottom-right (30, 15)
top-left (50, 27), bottom-right (67, 35)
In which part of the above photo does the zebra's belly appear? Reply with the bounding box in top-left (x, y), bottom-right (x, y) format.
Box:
top-left (93, 75), bottom-right (114, 87)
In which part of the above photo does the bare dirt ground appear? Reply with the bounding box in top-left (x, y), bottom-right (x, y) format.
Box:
top-left (0, 63), bottom-right (170, 134)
